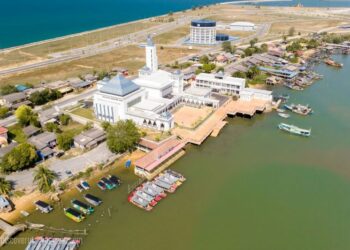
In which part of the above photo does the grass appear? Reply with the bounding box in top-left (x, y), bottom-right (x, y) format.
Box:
top-left (70, 108), bottom-right (96, 120)
top-left (153, 26), bottom-right (189, 44)
top-left (7, 124), bottom-right (27, 143)
top-left (60, 121), bottom-right (85, 136)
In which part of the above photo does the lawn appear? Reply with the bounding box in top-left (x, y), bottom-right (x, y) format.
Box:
top-left (70, 107), bottom-right (96, 120)
top-left (60, 121), bottom-right (85, 136)
top-left (7, 124), bottom-right (28, 143)
top-left (153, 26), bottom-right (189, 44)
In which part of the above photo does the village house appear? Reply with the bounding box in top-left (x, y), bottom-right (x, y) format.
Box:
top-left (38, 107), bottom-right (62, 126)
top-left (45, 80), bottom-right (73, 95)
top-left (0, 92), bottom-right (31, 109)
top-left (0, 142), bottom-right (18, 158)
top-left (68, 77), bottom-right (94, 91)
top-left (22, 125), bottom-right (41, 138)
top-left (29, 132), bottom-right (57, 160)
top-left (0, 126), bottom-right (8, 147)
top-left (74, 128), bottom-right (106, 149)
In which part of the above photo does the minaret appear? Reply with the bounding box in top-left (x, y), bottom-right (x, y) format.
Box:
top-left (145, 35), bottom-right (158, 72)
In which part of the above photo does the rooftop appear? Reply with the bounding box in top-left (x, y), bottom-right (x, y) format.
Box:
top-left (74, 128), bottom-right (105, 147)
top-left (29, 132), bottom-right (56, 150)
top-left (99, 74), bottom-right (140, 97)
top-left (184, 86), bottom-right (212, 97)
top-left (134, 69), bottom-right (174, 90)
top-left (1, 92), bottom-right (26, 103)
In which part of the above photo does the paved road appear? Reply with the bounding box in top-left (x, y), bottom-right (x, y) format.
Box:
top-left (4, 142), bottom-right (116, 190)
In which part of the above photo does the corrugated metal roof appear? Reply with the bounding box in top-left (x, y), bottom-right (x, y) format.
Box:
top-left (100, 74), bottom-right (140, 96)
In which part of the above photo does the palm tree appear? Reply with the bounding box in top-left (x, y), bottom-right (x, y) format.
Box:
top-left (33, 166), bottom-right (57, 193)
top-left (0, 177), bottom-right (12, 195)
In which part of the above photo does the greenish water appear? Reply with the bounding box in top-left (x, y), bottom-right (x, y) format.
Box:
top-left (4, 55), bottom-right (350, 250)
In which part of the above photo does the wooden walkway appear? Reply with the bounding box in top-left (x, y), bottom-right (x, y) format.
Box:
top-left (0, 219), bottom-right (27, 247)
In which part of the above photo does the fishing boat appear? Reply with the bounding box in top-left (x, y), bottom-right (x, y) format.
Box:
top-left (108, 175), bottom-right (121, 186)
top-left (278, 112), bottom-right (290, 118)
top-left (34, 200), bottom-right (53, 213)
top-left (284, 103), bottom-right (313, 115)
top-left (101, 177), bottom-right (116, 189)
top-left (153, 179), bottom-right (176, 193)
top-left (276, 108), bottom-right (286, 113)
top-left (75, 184), bottom-right (84, 193)
top-left (80, 180), bottom-right (90, 190)
top-left (65, 239), bottom-right (80, 250)
top-left (278, 123), bottom-right (311, 137)
top-left (71, 199), bottom-right (94, 215)
top-left (45, 238), bottom-right (59, 250)
top-left (165, 169), bottom-right (186, 182)
top-left (84, 194), bottom-right (102, 206)
top-left (97, 180), bottom-right (106, 190)
top-left (135, 190), bottom-right (157, 206)
top-left (128, 192), bottom-right (152, 211)
top-left (324, 58), bottom-right (343, 67)
top-left (64, 208), bottom-right (85, 223)
top-left (139, 186), bottom-right (163, 202)
top-left (25, 239), bottom-right (39, 250)
top-left (143, 182), bottom-right (167, 198)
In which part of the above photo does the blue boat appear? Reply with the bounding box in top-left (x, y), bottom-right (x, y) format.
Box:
top-left (97, 181), bottom-right (106, 190)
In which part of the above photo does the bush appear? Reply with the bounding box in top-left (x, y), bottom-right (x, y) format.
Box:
top-left (15, 105), bottom-right (39, 127)
top-left (1, 143), bottom-right (38, 173)
top-left (45, 122), bottom-right (61, 133)
top-left (59, 114), bottom-right (71, 126)
top-left (0, 106), bottom-right (9, 119)
top-left (57, 131), bottom-right (74, 151)
top-left (29, 89), bottom-right (62, 105)
top-left (0, 85), bottom-right (18, 96)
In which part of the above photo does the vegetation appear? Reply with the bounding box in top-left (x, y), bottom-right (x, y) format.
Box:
top-left (59, 114), bottom-right (71, 126)
top-left (260, 43), bottom-right (268, 53)
top-left (322, 33), bottom-right (350, 44)
top-left (45, 122), bottom-right (61, 133)
top-left (249, 38), bottom-right (258, 48)
top-left (15, 105), bottom-right (39, 127)
top-left (0, 85), bottom-right (18, 96)
top-left (83, 122), bottom-right (94, 131)
top-left (199, 55), bottom-right (210, 64)
top-left (33, 165), bottom-right (57, 193)
top-left (101, 121), bottom-right (111, 131)
top-left (0, 177), bottom-right (12, 195)
top-left (286, 41), bottom-right (302, 52)
top-left (222, 41), bottom-right (236, 53)
top-left (7, 124), bottom-right (27, 143)
top-left (0, 106), bottom-right (10, 119)
top-left (57, 131), bottom-right (74, 151)
top-left (29, 89), bottom-right (62, 105)
top-left (232, 71), bottom-right (247, 78)
top-left (106, 120), bottom-right (141, 153)
top-left (1, 143), bottom-right (38, 173)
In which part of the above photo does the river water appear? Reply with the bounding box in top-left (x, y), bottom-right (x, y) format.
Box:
top-left (3, 55), bottom-right (350, 249)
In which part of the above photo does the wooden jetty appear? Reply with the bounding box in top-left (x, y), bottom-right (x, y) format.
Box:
top-left (0, 219), bottom-right (27, 247)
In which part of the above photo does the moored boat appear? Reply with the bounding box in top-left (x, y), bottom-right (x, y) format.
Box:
top-left (128, 192), bottom-right (152, 211)
top-left (135, 190), bottom-right (157, 206)
top-left (76, 184), bottom-right (84, 193)
top-left (144, 182), bottom-right (167, 198)
top-left (25, 239), bottom-right (39, 250)
top-left (71, 199), bottom-right (94, 215)
top-left (324, 58), bottom-right (343, 68)
top-left (165, 169), bottom-right (186, 182)
top-left (34, 200), bottom-right (53, 214)
top-left (278, 112), bottom-right (290, 119)
top-left (80, 180), bottom-right (90, 190)
top-left (284, 103), bottom-right (313, 115)
top-left (278, 123), bottom-right (311, 137)
top-left (64, 208), bottom-right (85, 223)
top-left (108, 175), bottom-right (121, 186)
top-left (97, 180), bottom-right (106, 190)
top-left (101, 177), bottom-right (116, 189)
top-left (84, 194), bottom-right (102, 206)
top-left (65, 239), bottom-right (80, 250)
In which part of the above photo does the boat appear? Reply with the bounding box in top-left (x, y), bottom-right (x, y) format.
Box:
top-left (80, 180), bottom-right (90, 190)
top-left (76, 184), bottom-right (84, 192)
top-left (128, 192), bottom-right (152, 211)
top-left (143, 182), bottom-right (167, 198)
top-left (284, 103), bottom-right (313, 115)
top-left (278, 123), bottom-right (311, 137)
top-left (278, 112), bottom-right (290, 118)
top-left (33, 238), bottom-right (50, 250)
top-left (135, 190), bottom-right (157, 206)
top-left (97, 180), bottom-right (106, 190)
top-left (25, 239), bottom-right (39, 250)
top-left (139, 186), bottom-right (163, 202)
top-left (108, 175), bottom-right (121, 186)
top-left (65, 239), bottom-right (80, 250)
top-left (324, 58), bottom-right (343, 67)
top-left (55, 238), bottom-right (70, 250)
top-left (64, 208), bottom-right (85, 223)
top-left (34, 200), bottom-right (53, 213)
top-left (84, 194), bottom-right (102, 206)
top-left (71, 199), bottom-right (94, 215)
top-left (165, 169), bottom-right (186, 182)
top-left (45, 238), bottom-right (59, 250)
top-left (153, 179), bottom-right (176, 193)
top-left (101, 177), bottom-right (116, 189)
top-left (276, 108), bottom-right (286, 113)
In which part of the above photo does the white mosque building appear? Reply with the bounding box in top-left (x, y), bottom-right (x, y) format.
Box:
top-left (94, 36), bottom-right (221, 131)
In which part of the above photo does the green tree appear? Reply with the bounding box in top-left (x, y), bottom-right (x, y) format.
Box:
top-left (222, 41), bottom-right (232, 53)
top-left (29, 89), bottom-right (62, 105)
top-left (15, 105), bottom-right (38, 126)
top-left (216, 67), bottom-right (224, 73)
top-left (59, 114), bottom-right (71, 126)
top-left (33, 165), bottom-right (57, 193)
top-left (244, 47), bottom-right (254, 57)
top-left (246, 66), bottom-right (260, 79)
top-left (83, 122), bottom-right (94, 131)
top-left (232, 71), bottom-right (247, 78)
top-left (0, 106), bottom-right (9, 119)
top-left (202, 63), bottom-right (216, 73)
top-left (45, 122), bottom-right (60, 133)
top-left (101, 121), bottom-right (111, 131)
top-left (249, 38), bottom-right (258, 48)
top-left (106, 120), bottom-right (141, 154)
top-left (0, 85), bottom-right (18, 96)
top-left (1, 143), bottom-right (38, 173)
top-left (57, 132), bottom-right (74, 151)
top-left (0, 177), bottom-right (12, 195)
top-left (260, 43), bottom-right (268, 53)
top-left (199, 55), bottom-right (209, 64)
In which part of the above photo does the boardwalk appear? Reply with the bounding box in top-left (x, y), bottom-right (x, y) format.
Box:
top-left (0, 219), bottom-right (27, 247)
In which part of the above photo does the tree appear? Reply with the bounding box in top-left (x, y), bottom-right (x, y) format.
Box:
top-left (247, 66), bottom-right (260, 79)
top-left (15, 105), bottom-right (38, 126)
top-left (260, 43), bottom-right (268, 53)
top-left (101, 121), bottom-right (111, 131)
top-left (106, 120), bottom-right (141, 154)
top-left (249, 38), bottom-right (258, 48)
top-left (202, 63), bottom-right (216, 73)
top-left (57, 132), bottom-right (74, 151)
top-left (0, 106), bottom-right (9, 119)
top-left (59, 114), bottom-right (71, 126)
top-left (1, 143), bottom-right (38, 173)
top-left (232, 71), bottom-right (247, 78)
top-left (288, 27), bottom-right (295, 37)
top-left (199, 55), bottom-right (209, 64)
top-left (83, 122), bottom-right (93, 131)
top-left (45, 122), bottom-right (60, 133)
top-left (244, 47), bottom-right (254, 57)
top-left (216, 67), bottom-right (224, 73)
top-left (0, 85), bottom-right (18, 96)
top-left (33, 165), bottom-right (57, 193)
top-left (0, 177), bottom-right (12, 195)
top-left (222, 41), bottom-right (232, 53)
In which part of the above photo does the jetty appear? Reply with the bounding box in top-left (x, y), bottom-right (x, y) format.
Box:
top-left (0, 219), bottom-right (27, 247)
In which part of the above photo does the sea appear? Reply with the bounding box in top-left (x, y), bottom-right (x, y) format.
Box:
top-left (0, 0), bottom-right (350, 49)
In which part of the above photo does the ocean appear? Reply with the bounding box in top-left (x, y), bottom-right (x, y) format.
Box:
top-left (0, 0), bottom-right (349, 49)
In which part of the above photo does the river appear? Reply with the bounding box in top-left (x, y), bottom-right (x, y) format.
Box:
top-left (1, 0), bottom-right (350, 49)
top-left (3, 54), bottom-right (350, 249)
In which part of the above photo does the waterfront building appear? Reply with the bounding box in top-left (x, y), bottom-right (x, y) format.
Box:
top-left (195, 72), bottom-right (246, 95)
top-left (239, 88), bottom-right (273, 102)
top-left (229, 22), bottom-right (256, 31)
top-left (190, 19), bottom-right (217, 45)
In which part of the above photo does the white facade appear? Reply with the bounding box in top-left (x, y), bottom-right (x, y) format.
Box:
top-left (195, 72), bottom-right (246, 95)
top-left (239, 88), bottom-right (273, 102)
top-left (230, 22), bottom-right (256, 31)
top-left (190, 20), bottom-right (216, 45)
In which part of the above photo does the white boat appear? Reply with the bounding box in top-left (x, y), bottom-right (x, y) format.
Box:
top-left (278, 123), bottom-right (311, 137)
top-left (80, 180), bottom-right (90, 190)
top-left (278, 113), bottom-right (290, 119)
top-left (276, 108), bottom-right (285, 113)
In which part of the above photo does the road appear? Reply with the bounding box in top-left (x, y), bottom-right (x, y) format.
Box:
top-left (0, 88), bottom-right (96, 127)
top-left (4, 142), bottom-right (116, 190)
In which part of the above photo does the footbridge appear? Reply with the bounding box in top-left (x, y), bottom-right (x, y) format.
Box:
top-left (0, 219), bottom-right (27, 247)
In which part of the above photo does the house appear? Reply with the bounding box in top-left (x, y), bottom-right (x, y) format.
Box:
top-left (0, 142), bottom-right (18, 158)
top-left (29, 132), bottom-right (57, 159)
top-left (0, 195), bottom-right (12, 212)
top-left (84, 74), bottom-right (98, 82)
top-left (74, 128), bottom-right (106, 149)
top-left (38, 107), bottom-right (62, 125)
top-left (68, 77), bottom-right (93, 91)
top-left (215, 54), bottom-right (228, 64)
top-left (0, 126), bottom-right (8, 147)
top-left (45, 80), bottom-right (73, 95)
top-left (22, 125), bottom-right (41, 138)
top-left (111, 67), bottom-right (129, 76)
top-left (239, 88), bottom-right (273, 102)
top-left (0, 92), bottom-right (31, 109)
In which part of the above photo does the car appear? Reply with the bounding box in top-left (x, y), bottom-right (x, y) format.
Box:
top-left (65, 170), bottom-right (73, 177)
top-left (56, 151), bottom-right (64, 158)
